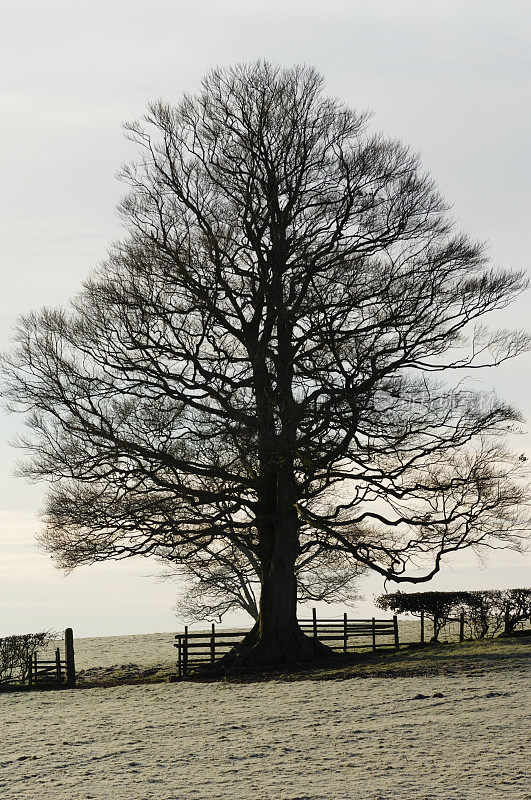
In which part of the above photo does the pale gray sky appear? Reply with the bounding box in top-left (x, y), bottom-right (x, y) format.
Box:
top-left (1, 0), bottom-right (530, 636)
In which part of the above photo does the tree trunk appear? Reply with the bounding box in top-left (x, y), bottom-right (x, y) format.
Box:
top-left (221, 513), bottom-right (333, 669)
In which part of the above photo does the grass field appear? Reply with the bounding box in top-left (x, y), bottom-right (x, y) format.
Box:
top-left (1, 635), bottom-right (529, 800)
top-left (71, 632), bottom-right (531, 688)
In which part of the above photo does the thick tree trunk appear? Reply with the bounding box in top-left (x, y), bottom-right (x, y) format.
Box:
top-left (223, 318), bottom-right (335, 670)
top-left (222, 513), bottom-right (333, 669)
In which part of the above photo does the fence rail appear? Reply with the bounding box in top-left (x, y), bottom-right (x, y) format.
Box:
top-left (29, 628), bottom-right (75, 688)
top-left (28, 648), bottom-right (65, 686)
top-left (174, 611), bottom-right (399, 676)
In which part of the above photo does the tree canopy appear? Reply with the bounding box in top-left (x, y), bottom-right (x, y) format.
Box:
top-left (2, 62), bottom-right (529, 667)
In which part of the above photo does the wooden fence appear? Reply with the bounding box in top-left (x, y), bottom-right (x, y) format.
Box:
top-left (175, 611), bottom-right (399, 677)
top-left (28, 628), bottom-right (76, 688)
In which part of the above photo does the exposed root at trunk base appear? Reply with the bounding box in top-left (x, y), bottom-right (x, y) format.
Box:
top-left (216, 622), bottom-right (337, 673)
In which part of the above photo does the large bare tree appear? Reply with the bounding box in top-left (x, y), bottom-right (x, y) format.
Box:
top-left (2, 62), bottom-right (530, 667)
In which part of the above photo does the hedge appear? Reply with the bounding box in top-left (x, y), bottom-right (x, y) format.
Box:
top-left (0, 632), bottom-right (55, 685)
top-left (375, 588), bottom-right (530, 641)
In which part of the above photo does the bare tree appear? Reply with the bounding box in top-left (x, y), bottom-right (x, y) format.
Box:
top-left (2, 62), bottom-right (530, 667)
top-left (165, 543), bottom-right (365, 623)
top-left (171, 558), bottom-right (260, 624)
top-left (502, 588), bottom-right (531, 634)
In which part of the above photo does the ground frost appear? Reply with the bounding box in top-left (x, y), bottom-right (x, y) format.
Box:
top-left (1, 668), bottom-right (529, 799)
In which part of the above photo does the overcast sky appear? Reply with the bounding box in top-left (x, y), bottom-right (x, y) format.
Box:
top-left (1, 0), bottom-right (529, 636)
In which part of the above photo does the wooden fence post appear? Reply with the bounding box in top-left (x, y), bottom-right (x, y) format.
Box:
top-left (55, 647), bottom-right (62, 683)
top-left (420, 610), bottom-right (425, 644)
top-left (343, 612), bottom-right (348, 653)
top-left (210, 623), bottom-right (216, 666)
top-left (393, 615), bottom-right (399, 649)
top-left (371, 617), bottom-right (376, 652)
top-left (459, 612), bottom-right (465, 642)
top-left (177, 636), bottom-right (182, 678)
top-left (183, 625), bottom-right (189, 677)
top-left (27, 655), bottom-right (33, 686)
top-left (65, 628), bottom-right (76, 688)
top-left (33, 652), bottom-right (38, 686)
top-left (504, 603), bottom-right (510, 634)
top-left (312, 607), bottom-right (317, 640)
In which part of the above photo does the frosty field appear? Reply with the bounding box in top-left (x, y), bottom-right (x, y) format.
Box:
top-left (39, 618), bottom-right (459, 673)
top-left (1, 653), bottom-right (529, 800)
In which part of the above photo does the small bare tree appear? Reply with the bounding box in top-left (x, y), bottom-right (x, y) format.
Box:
top-left (165, 543), bottom-right (365, 623)
top-left (2, 62), bottom-right (530, 668)
top-left (502, 588), bottom-right (531, 633)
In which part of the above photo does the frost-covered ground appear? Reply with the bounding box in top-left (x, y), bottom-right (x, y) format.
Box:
top-left (51, 631), bottom-right (184, 671)
top-left (41, 619), bottom-right (453, 672)
top-left (1, 664), bottom-right (529, 800)
top-left (2, 630), bottom-right (529, 799)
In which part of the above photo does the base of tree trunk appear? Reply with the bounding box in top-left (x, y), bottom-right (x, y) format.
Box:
top-left (217, 621), bottom-right (336, 671)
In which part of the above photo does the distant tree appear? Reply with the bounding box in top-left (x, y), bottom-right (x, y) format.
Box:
top-left (465, 587), bottom-right (531, 637)
top-left (502, 588), bottom-right (531, 633)
top-left (2, 62), bottom-right (530, 668)
top-left (165, 544), bottom-right (365, 623)
top-left (168, 545), bottom-right (260, 623)
top-left (463, 590), bottom-right (504, 639)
